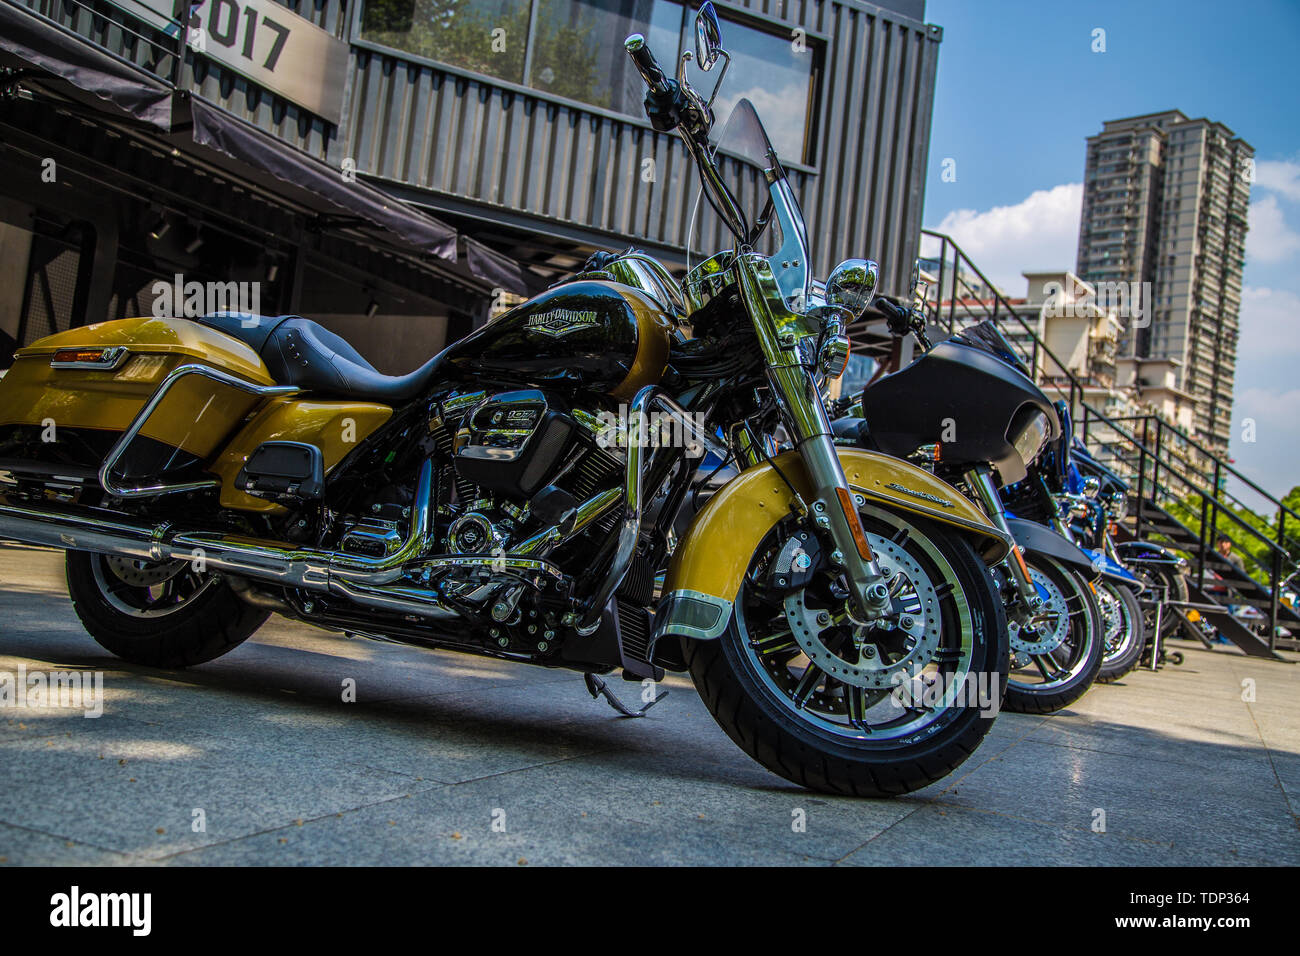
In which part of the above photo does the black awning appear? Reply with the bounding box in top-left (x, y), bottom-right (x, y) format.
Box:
top-left (0, 2), bottom-right (172, 128)
top-left (465, 237), bottom-right (541, 297)
top-left (0, 4), bottom-right (536, 294)
top-left (186, 97), bottom-right (459, 264)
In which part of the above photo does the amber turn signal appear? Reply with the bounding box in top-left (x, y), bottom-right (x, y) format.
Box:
top-left (835, 486), bottom-right (874, 561)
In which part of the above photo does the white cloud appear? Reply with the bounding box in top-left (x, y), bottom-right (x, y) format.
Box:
top-left (1255, 159), bottom-right (1300, 202)
top-left (1229, 386), bottom-right (1300, 499)
top-left (931, 183), bottom-right (1083, 295)
top-left (1237, 286), bottom-right (1300, 361)
top-left (712, 83), bottom-right (809, 164)
top-left (1245, 195), bottom-right (1300, 265)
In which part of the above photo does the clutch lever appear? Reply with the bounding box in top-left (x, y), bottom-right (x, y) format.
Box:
top-left (876, 296), bottom-right (933, 352)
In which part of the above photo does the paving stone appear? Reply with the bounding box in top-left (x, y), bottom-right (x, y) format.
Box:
top-left (2, 542), bottom-right (1297, 865)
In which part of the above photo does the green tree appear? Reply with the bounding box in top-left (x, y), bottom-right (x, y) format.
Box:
top-left (362, 0), bottom-right (530, 84)
top-left (1163, 490), bottom-right (1298, 586)
top-left (526, 0), bottom-right (605, 106)
top-left (361, 0), bottom-right (607, 103)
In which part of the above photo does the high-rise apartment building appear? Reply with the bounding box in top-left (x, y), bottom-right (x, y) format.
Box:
top-left (1075, 110), bottom-right (1252, 452)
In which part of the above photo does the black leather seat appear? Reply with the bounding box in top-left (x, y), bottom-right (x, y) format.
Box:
top-left (198, 313), bottom-right (444, 403)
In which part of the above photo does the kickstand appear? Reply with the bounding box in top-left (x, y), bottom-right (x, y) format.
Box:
top-left (584, 673), bottom-right (668, 718)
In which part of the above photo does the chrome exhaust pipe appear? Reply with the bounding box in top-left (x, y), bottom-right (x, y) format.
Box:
top-left (0, 461), bottom-right (459, 621)
top-left (0, 496), bottom-right (162, 561)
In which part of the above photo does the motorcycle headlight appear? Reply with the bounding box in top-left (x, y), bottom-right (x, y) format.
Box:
top-left (1010, 409), bottom-right (1051, 467)
top-left (825, 259), bottom-right (879, 321)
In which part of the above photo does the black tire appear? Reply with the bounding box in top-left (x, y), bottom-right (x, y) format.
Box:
top-left (66, 551), bottom-right (269, 667)
top-left (1096, 580), bottom-right (1145, 683)
top-left (684, 508), bottom-right (1008, 797)
top-left (1115, 541), bottom-right (1192, 644)
top-left (1004, 558), bottom-right (1103, 714)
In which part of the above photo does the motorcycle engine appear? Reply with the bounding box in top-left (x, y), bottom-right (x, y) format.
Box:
top-left (335, 388), bottom-right (621, 567)
top-left (453, 390), bottom-right (578, 500)
top-left (433, 388), bottom-right (622, 556)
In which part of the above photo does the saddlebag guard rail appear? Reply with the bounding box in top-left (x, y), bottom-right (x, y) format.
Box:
top-left (99, 363), bottom-right (298, 499)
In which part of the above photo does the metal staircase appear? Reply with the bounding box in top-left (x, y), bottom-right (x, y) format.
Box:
top-left (905, 229), bottom-right (1298, 658)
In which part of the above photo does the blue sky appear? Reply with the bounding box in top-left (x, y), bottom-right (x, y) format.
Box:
top-left (918, 0), bottom-right (1300, 502)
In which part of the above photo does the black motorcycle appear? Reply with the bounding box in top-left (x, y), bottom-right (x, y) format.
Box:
top-left (835, 294), bottom-right (1104, 713)
top-left (1002, 413), bottom-right (1146, 682)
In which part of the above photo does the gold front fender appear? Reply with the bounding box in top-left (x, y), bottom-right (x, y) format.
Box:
top-left (652, 448), bottom-right (1010, 643)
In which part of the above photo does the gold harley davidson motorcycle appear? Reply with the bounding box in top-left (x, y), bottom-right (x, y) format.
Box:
top-left (0, 4), bottom-right (1014, 795)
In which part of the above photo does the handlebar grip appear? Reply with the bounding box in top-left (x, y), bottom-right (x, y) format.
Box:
top-left (875, 296), bottom-right (910, 325)
top-left (625, 34), bottom-right (671, 97)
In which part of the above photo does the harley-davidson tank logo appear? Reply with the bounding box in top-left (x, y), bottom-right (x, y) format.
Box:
top-left (525, 308), bottom-right (600, 337)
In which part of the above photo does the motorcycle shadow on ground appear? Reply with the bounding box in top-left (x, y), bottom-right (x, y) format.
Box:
top-left (2, 610), bottom-right (1298, 865)
top-left (0, 612), bottom-right (816, 797)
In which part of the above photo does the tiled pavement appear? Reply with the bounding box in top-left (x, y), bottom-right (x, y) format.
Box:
top-left (1, 541), bottom-right (1296, 865)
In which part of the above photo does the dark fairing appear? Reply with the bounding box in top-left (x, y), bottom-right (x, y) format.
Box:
top-left (1070, 438), bottom-right (1130, 497)
top-left (949, 320), bottom-right (1030, 377)
top-left (1007, 517), bottom-right (1100, 580)
top-left (860, 337), bottom-right (1057, 484)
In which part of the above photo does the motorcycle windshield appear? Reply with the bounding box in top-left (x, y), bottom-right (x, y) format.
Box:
top-left (716, 98), bottom-right (773, 172)
top-left (951, 319), bottom-right (1031, 377)
top-left (710, 98), bottom-right (782, 248)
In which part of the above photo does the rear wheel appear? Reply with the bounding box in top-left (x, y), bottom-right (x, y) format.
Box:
top-left (1096, 579), bottom-right (1145, 683)
top-left (685, 506), bottom-right (1008, 797)
top-left (1004, 556), bottom-right (1102, 714)
top-left (66, 551), bottom-right (269, 667)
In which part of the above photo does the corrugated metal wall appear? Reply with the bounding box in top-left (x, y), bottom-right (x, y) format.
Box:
top-left (18, 0), bottom-right (939, 294)
top-left (346, 0), bottom-right (940, 295)
top-left (13, 0), bottom-right (341, 159)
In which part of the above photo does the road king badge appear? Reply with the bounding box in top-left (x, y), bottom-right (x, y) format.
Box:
top-left (525, 308), bottom-right (600, 337)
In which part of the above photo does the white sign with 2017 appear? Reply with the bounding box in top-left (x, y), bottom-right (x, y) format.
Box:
top-left (126, 0), bottom-right (349, 124)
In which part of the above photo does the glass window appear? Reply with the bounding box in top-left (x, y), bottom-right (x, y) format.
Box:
top-left (683, 12), bottom-right (817, 162)
top-left (360, 1), bottom-right (819, 163)
top-left (528, 0), bottom-right (684, 112)
top-left (360, 0), bottom-right (535, 84)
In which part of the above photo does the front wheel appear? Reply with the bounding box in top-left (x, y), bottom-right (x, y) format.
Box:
top-left (684, 505), bottom-right (1008, 797)
top-left (1003, 556), bottom-right (1102, 714)
top-left (1096, 579), bottom-right (1145, 683)
top-left (66, 551), bottom-right (269, 667)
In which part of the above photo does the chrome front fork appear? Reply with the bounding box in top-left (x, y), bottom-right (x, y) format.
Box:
top-left (734, 253), bottom-right (890, 618)
top-left (965, 465), bottom-right (1043, 614)
top-left (765, 364), bottom-right (891, 618)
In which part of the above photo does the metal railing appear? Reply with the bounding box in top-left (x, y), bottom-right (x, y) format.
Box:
top-left (9, 0), bottom-right (185, 86)
top-left (918, 229), bottom-right (1299, 649)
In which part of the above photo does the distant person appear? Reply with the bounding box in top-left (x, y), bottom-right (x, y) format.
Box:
top-left (1217, 535), bottom-right (1244, 572)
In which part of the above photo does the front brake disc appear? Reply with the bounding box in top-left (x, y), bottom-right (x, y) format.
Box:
top-left (104, 556), bottom-right (189, 588)
top-left (781, 530), bottom-right (940, 689)
top-left (1007, 566), bottom-right (1069, 654)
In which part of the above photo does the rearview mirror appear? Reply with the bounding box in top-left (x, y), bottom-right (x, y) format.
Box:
top-left (910, 260), bottom-right (937, 314)
top-left (695, 2), bottom-right (722, 71)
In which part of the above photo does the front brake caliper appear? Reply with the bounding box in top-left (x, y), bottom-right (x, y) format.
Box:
top-left (766, 528), bottom-right (823, 593)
